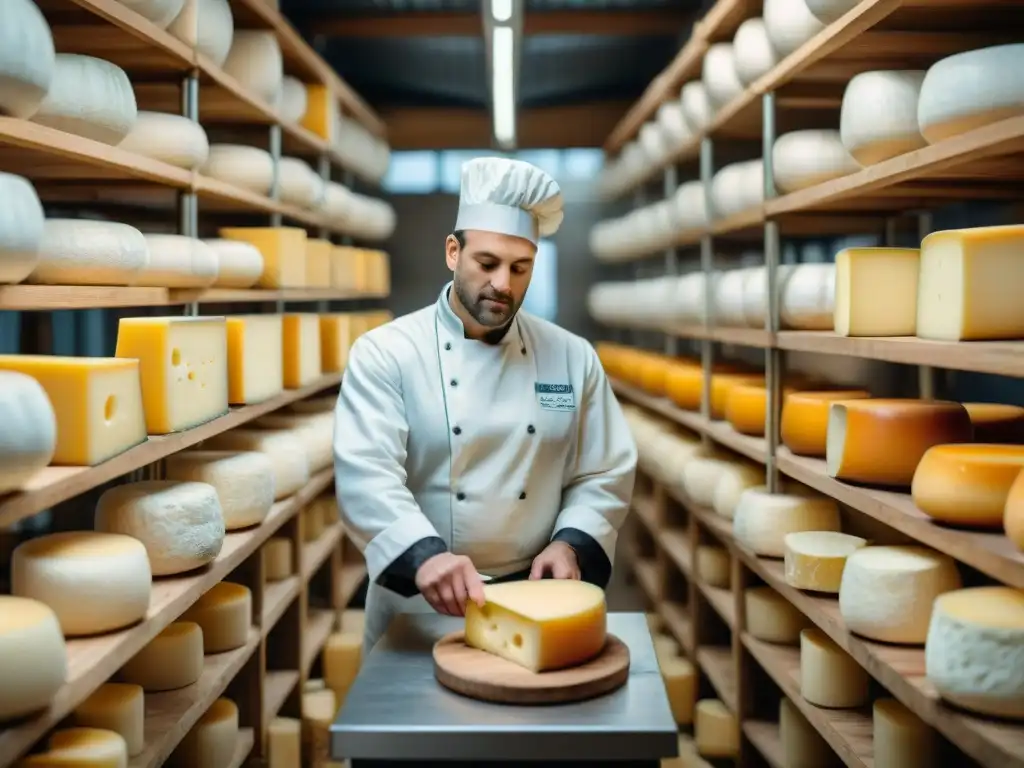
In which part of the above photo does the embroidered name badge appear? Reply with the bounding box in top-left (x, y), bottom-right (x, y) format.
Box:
top-left (535, 383), bottom-right (576, 411)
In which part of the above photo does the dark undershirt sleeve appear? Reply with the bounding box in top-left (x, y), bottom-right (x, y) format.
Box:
top-left (552, 527), bottom-right (613, 589)
top-left (375, 536), bottom-right (448, 598)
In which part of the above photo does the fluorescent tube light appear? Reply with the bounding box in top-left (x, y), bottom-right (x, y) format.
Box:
top-left (491, 0), bottom-right (513, 22)
top-left (492, 25), bottom-right (515, 145)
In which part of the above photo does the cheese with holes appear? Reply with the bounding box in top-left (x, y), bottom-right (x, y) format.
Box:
top-left (780, 697), bottom-right (837, 768)
top-left (0, 371), bottom-right (56, 494)
top-left (827, 399), bottom-right (973, 486)
top-left (301, 84), bottom-right (340, 143)
top-left (781, 390), bottom-right (871, 456)
top-left (964, 402), bottom-right (1024, 442)
top-left (18, 728), bottom-right (128, 767)
top-left (95, 480), bottom-right (224, 576)
top-left (72, 683), bottom-right (144, 757)
top-left (31, 54), bottom-right (137, 145)
top-left (697, 546), bottom-right (731, 588)
top-left (202, 144), bottom-right (274, 195)
top-left (0, 596), bottom-right (66, 723)
top-left (204, 239), bottom-right (263, 288)
top-left (1005, 470), bottom-right (1024, 552)
top-left (219, 226), bottom-right (307, 288)
top-left (204, 429), bottom-right (310, 499)
top-left (254, 411), bottom-right (332, 471)
top-left (182, 582), bottom-right (251, 652)
top-left (0, 356), bottom-right (147, 465)
top-left (323, 631), bottom-right (361, 699)
top-left (465, 580), bottom-right (606, 672)
top-left (0, 0), bottom-right (55, 119)
top-left (733, 489), bottom-right (840, 557)
top-left (745, 587), bottom-right (809, 644)
top-left (0, 172), bottom-right (45, 284)
top-left (683, 458), bottom-right (735, 507)
top-left (784, 531), bottom-right (866, 593)
top-left (121, 621), bottom-right (203, 691)
top-left (283, 313), bottom-right (322, 388)
top-left (302, 689), bottom-right (337, 766)
top-left (134, 234), bottom-right (218, 288)
top-left (119, 0), bottom-right (187, 28)
top-left (12, 532), bottom-right (151, 636)
top-left (320, 314), bottom-right (357, 373)
top-left (834, 247), bottom-right (921, 336)
top-left (694, 699), bottom-right (738, 758)
top-left (115, 316), bottom-right (228, 433)
top-left (661, 656), bottom-right (696, 725)
top-left (306, 239), bottom-right (332, 288)
top-left (223, 31), bottom-right (282, 105)
top-left (279, 76), bottom-right (307, 123)
top-left (839, 545), bottom-right (961, 644)
top-left (268, 717), bottom-right (301, 768)
top-left (165, 450), bottom-right (275, 529)
top-left (30, 219), bottom-right (149, 286)
top-left (279, 157), bottom-right (324, 210)
top-left (917, 225), bottom-right (1024, 341)
top-left (873, 698), bottom-right (934, 768)
top-left (913, 443), bottom-right (1024, 527)
top-left (118, 111), bottom-right (210, 169)
top-left (800, 627), bottom-right (869, 707)
top-left (925, 586), bottom-right (1024, 718)
top-left (223, 314), bottom-right (283, 405)
top-left (170, 697), bottom-right (238, 768)
top-left (168, 0), bottom-right (234, 66)
top-left (264, 537), bottom-right (292, 580)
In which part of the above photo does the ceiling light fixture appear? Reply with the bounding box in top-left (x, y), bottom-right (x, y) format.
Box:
top-left (491, 0), bottom-right (513, 23)
top-left (491, 25), bottom-right (516, 146)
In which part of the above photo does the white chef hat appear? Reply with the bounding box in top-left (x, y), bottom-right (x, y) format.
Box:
top-left (454, 156), bottom-right (564, 244)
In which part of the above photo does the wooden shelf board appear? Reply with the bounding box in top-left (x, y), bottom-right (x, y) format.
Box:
top-left (632, 494), bottom-right (660, 534)
top-left (660, 529), bottom-right (693, 576)
top-left (263, 670), bottom-right (299, 723)
top-left (302, 609), bottom-right (336, 676)
top-left (633, 558), bottom-right (663, 604)
top-left (697, 645), bottom-right (738, 712)
top-left (659, 600), bottom-right (695, 656)
top-left (698, 582), bottom-right (736, 629)
top-left (338, 563), bottom-right (367, 607)
top-left (228, 728), bottom-right (255, 768)
top-left (303, 524), bottom-right (343, 580)
top-left (262, 576), bottom-right (301, 633)
top-left (743, 720), bottom-right (785, 768)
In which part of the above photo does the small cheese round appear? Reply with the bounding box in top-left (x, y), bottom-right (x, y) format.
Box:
top-left (118, 0), bottom-right (187, 28)
top-left (661, 657), bottom-right (697, 726)
top-left (840, 70), bottom-right (927, 166)
top-left (711, 462), bottom-right (764, 519)
top-left (683, 458), bottom-right (737, 507)
top-left (800, 627), bottom-right (869, 708)
top-left (664, 365), bottom-right (704, 411)
top-left (763, 0), bottom-right (826, 58)
top-left (873, 698), bottom-right (935, 768)
top-left (167, 0), bottom-right (234, 67)
top-left (0, 172), bottom-right (46, 285)
top-left (170, 697), bottom-right (239, 768)
top-left (203, 429), bottom-right (310, 500)
top-left (0, 0), bottom-right (56, 119)
top-left (20, 727), bottom-right (128, 767)
top-left (696, 546), bottom-right (731, 588)
top-left (120, 621), bottom-right (204, 692)
top-left (779, 696), bottom-right (835, 767)
top-left (912, 444), bottom-right (1024, 527)
top-left (780, 390), bottom-right (870, 457)
top-left (0, 596), bottom-right (67, 723)
top-left (839, 546), bottom-right (961, 644)
top-left (963, 402), bottom-right (1024, 443)
top-left (164, 451), bottom-right (275, 530)
top-left (745, 586), bottom-right (809, 644)
top-left (12, 532), bottom-right (151, 637)
top-left (781, 262), bottom-right (835, 330)
top-left (72, 683), bottom-right (145, 757)
top-left (925, 586), bottom-right (1024, 719)
top-left (733, 18), bottom-right (779, 86)
top-left (703, 43), bottom-right (743, 108)
top-left (182, 582), bottom-right (252, 653)
top-left (279, 76), bottom-right (308, 123)
top-left (680, 81), bottom-right (713, 132)
top-left (0, 370), bottom-right (56, 494)
top-left (805, 0), bottom-right (858, 22)
top-left (202, 239), bottom-right (264, 288)
top-left (784, 531), bottom-right (867, 593)
top-left (772, 129), bottom-right (860, 194)
top-left (1005, 469), bottom-right (1024, 552)
top-left (201, 144), bottom-right (275, 195)
top-left (263, 537), bottom-right (293, 581)
top-left (726, 384), bottom-right (795, 436)
top-left (694, 699), bottom-right (738, 758)
top-left (222, 31), bottom-right (283, 105)
top-left (133, 235), bottom-right (219, 288)
top-left (29, 219), bottom-right (149, 286)
top-left (653, 632), bottom-right (680, 663)
top-left (278, 157), bottom-right (325, 209)
top-left (711, 373), bottom-right (764, 419)
top-left (117, 111), bottom-right (210, 170)
top-left (95, 480), bottom-right (226, 576)
top-left (826, 399), bottom-right (973, 486)
top-left (323, 631), bottom-right (362, 698)
top-left (303, 505), bottom-right (325, 542)
top-left (253, 411), bottom-right (333, 472)
top-left (733, 488), bottom-right (840, 557)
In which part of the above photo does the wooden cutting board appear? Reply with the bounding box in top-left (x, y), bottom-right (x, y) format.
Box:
top-left (433, 630), bottom-right (631, 704)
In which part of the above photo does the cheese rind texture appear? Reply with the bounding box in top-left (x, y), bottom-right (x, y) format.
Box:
top-left (170, 697), bottom-right (239, 768)
top-left (12, 531), bottom-right (151, 636)
top-left (18, 727), bottom-right (129, 767)
top-left (182, 582), bottom-right (251, 652)
top-left (0, 0), bottom-right (56, 120)
top-left (826, 399), bottom-right (972, 486)
top-left (95, 480), bottom-right (225, 576)
top-left (800, 627), bottom-right (869, 708)
top-left (118, 111), bottom-right (210, 170)
top-left (464, 580), bottom-right (607, 672)
top-left (165, 450), bottom-right (275, 529)
top-left (31, 54), bottom-right (137, 145)
top-left (225, 314), bottom-right (284, 405)
top-left (661, 656), bottom-right (696, 726)
top-left (783, 531), bottom-right (867, 593)
top-left (912, 443), bottom-right (1024, 527)
top-left (733, 488), bottom-right (841, 557)
top-left (873, 697), bottom-right (935, 768)
top-left (0, 172), bottom-right (45, 284)
top-left (780, 389), bottom-right (871, 457)
top-left (204, 428), bottom-right (310, 499)
top-left (120, 621), bottom-right (204, 691)
top-left (925, 586), bottom-right (1024, 719)
top-left (72, 683), bottom-right (145, 757)
top-left (0, 370), bottom-right (56, 494)
top-left (780, 696), bottom-right (836, 768)
top-left (694, 699), bottom-right (738, 758)
top-left (745, 586), bottom-right (809, 644)
top-left (839, 545), bottom-right (962, 644)
top-left (0, 596), bottom-right (67, 723)
top-left (834, 247), bottom-right (921, 336)
top-left (29, 220), bottom-right (149, 286)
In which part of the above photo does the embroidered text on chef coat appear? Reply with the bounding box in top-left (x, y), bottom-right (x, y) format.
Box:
top-left (535, 382), bottom-right (576, 411)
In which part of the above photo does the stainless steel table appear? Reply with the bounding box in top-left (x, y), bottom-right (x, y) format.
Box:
top-left (330, 611), bottom-right (678, 766)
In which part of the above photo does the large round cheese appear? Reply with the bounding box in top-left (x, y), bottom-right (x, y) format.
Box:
top-left (873, 698), bottom-right (935, 768)
top-left (203, 428), bottom-right (311, 500)
top-left (680, 81), bottom-right (713, 132)
top-left (29, 219), bottom-right (149, 286)
top-left (72, 683), bottom-right (145, 757)
top-left (800, 627), bottom-right (869, 708)
top-left (711, 462), bottom-right (764, 519)
top-left (712, 269), bottom-right (750, 326)
top-left (0, 596), bottom-right (67, 723)
top-left (826, 399), bottom-right (973, 486)
top-left (0, 172), bottom-right (45, 284)
top-left (164, 450), bottom-right (275, 530)
top-left (840, 70), bottom-right (927, 166)
top-left (120, 621), bottom-right (203, 692)
top-left (963, 402), bottom-right (1024, 443)
top-left (203, 239), bottom-right (263, 288)
top-left (167, 0), bottom-right (234, 67)
top-left (710, 373), bottom-right (763, 419)
top-left (656, 100), bottom-right (691, 149)
top-left (725, 384), bottom-right (796, 436)
top-left (763, 0), bottom-right (826, 58)
top-left (925, 586), bottom-right (1024, 719)
top-left (19, 727), bottom-right (128, 767)
top-left (703, 44), bottom-right (743, 108)
top-left (31, 54), bottom-right (137, 145)
top-left (278, 76), bottom-right (308, 123)
top-left (223, 31), bottom-right (282, 105)
top-left (0, 0), bottom-right (55, 119)
top-left (95, 480), bottom-right (226, 576)
top-left (697, 546), bottom-right (731, 588)
top-left (733, 18), bottom-right (779, 86)
top-left (917, 44), bottom-right (1024, 144)
top-left (253, 411), bottom-right (333, 472)
top-left (784, 531), bottom-right (866, 593)
top-left (133, 234), bottom-right (218, 288)
top-left (733, 488), bottom-right (840, 557)
top-left (201, 144), bottom-right (275, 195)
top-left (780, 389), bottom-right (870, 457)
top-left (780, 697), bottom-right (835, 767)
top-left (1005, 469), bottom-right (1024, 553)
top-left (780, 262), bottom-right (834, 330)
top-left (694, 699), bottom-right (738, 758)
top-left (773, 130), bottom-right (860, 193)
top-left (745, 586), bottom-right (809, 643)
top-left (278, 157), bottom-right (325, 209)
top-left (181, 582), bottom-right (251, 652)
top-left (805, 0), bottom-right (858, 22)
top-left (912, 444), bottom-right (1024, 527)
top-left (12, 531), bottom-right (152, 636)
top-left (118, 0), bottom-right (187, 28)
top-left (682, 458), bottom-right (735, 507)
top-left (0, 370), bottom-right (56, 494)
top-left (117, 111), bottom-right (210, 170)
top-left (171, 697), bottom-right (239, 768)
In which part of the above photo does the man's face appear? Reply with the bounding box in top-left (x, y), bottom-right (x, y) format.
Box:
top-left (446, 230), bottom-right (536, 329)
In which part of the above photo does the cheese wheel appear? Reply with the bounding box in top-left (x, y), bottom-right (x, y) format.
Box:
top-left (263, 537), bottom-right (293, 580)
top-left (202, 239), bottom-right (264, 288)
top-left (204, 428), bottom-right (310, 499)
top-left (72, 683), bottom-right (145, 757)
top-left (711, 462), bottom-right (764, 519)
top-left (683, 458), bottom-right (736, 507)
top-left (278, 157), bottom-right (325, 209)
top-left (0, 371), bottom-right (56, 494)
top-left (873, 698), bottom-right (935, 768)
top-left (772, 130), bottom-right (859, 193)
top-left (120, 621), bottom-right (203, 692)
top-left (664, 365), bottom-right (704, 410)
top-left (781, 263), bottom-right (835, 330)
top-left (834, 246), bottom-right (921, 336)
top-left (703, 44), bottom-right (743, 108)
top-left (661, 656), bottom-right (696, 726)
top-left (182, 582), bottom-right (251, 653)
top-left (0, 0), bottom-right (56, 119)
top-left (117, 111), bottom-right (210, 170)
top-left (164, 450), bottom-right (274, 530)
top-left (222, 31), bottom-right (283, 105)
top-left (654, 633), bottom-right (680, 663)
top-left (268, 717), bottom-right (301, 768)
top-left (839, 545), bottom-right (961, 644)
top-left (784, 531), bottom-right (867, 593)
top-left (31, 54), bottom-right (137, 145)
top-left (925, 586), bottom-right (1024, 719)
top-left (0, 172), bottom-right (45, 284)
top-left (840, 71), bottom-right (927, 166)
top-left (12, 532), bottom-right (151, 637)
top-left (133, 234), bottom-right (218, 288)
top-left (696, 546), bottom-right (731, 588)
top-left (745, 586), bottom-right (809, 643)
top-left (710, 373), bottom-right (764, 419)
top-left (302, 688), bottom-right (337, 766)
top-left (18, 728), bottom-right (128, 767)
top-left (912, 444), bottom-right (1024, 527)
top-left (733, 488), bottom-right (840, 557)
top-left (201, 144), bottom-right (275, 195)
top-left (805, 0), bottom-right (858, 22)
top-left (95, 480), bottom-right (225, 576)
top-left (1005, 469), bottom-right (1024, 553)
top-left (826, 399), bottom-right (973, 486)
top-left (733, 18), bottom-right (779, 86)
top-left (725, 384), bottom-right (796, 436)
top-left (279, 76), bottom-right (308, 123)
top-left (964, 403), bottom-right (1024, 443)
top-left (694, 699), bottom-right (738, 758)
top-left (800, 627), bottom-right (869, 708)
top-left (680, 81), bottom-right (713, 132)
top-left (780, 390), bottom-right (871, 457)
top-left (28, 220), bottom-right (148, 286)
top-left (170, 697), bottom-right (238, 768)
top-left (323, 631), bottom-right (362, 699)
top-left (780, 696), bottom-right (836, 768)
top-left (253, 411), bottom-right (333, 472)
top-left (118, 0), bottom-right (187, 28)
top-left (167, 0), bottom-right (234, 67)
top-left (763, 0), bottom-right (825, 58)
top-left (0, 596), bottom-right (67, 723)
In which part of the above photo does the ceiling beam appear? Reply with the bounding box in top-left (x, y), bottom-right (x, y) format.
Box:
top-left (378, 101), bottom-right (632, 150)
top-left (299, 10), bottom-right (691, 38)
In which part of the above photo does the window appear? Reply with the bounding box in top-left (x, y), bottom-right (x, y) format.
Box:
top-left (382, 151), bottom-right (438, 194)
top-left (561, 148), bottom-right (604, 181)
top-left (521, 239), bottom-right (557, 322)
top-left (515, 150), bottom-right (561, 178)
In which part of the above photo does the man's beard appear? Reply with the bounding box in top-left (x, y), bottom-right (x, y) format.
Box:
top-left (454, 275), bottom-right (519, 328)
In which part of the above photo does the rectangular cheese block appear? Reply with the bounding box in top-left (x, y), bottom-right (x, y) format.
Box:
top-left (917, 225), bottom-right (1024, 341)
top-left (115, 316), bottom-right (229, 434)
top-left (0, 355), bottom-right (147, 465)
top-left (834, 247), bottom-right (920, 337)
top-left (300, 84), bottom-right (339, 143)
top-left (283, 314), bottom-right (322, 388)
top-left (306, 239), bottom-right (333, 288)
top-left (365, 250), bottom-right (391, 295)
top-left (226, 315), bottom-right (284, 405)
top-left (268, 717), bottom-right (300, 768)
top-left (319, 314), bottom-right (357, 373)
top-left (330, 246), bottom-right (362, 291)
top-left (219, 227), bottom-right (306, 289)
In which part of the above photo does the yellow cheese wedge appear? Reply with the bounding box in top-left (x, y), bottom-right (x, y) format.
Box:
top-left (780, 389), bottom-right (871, 457)
top-left (834, 247), bottom-right (921, 336)
top-left (912, 443), bottom-right (1024, 527)
top-left (963, 402), bottom-right (1024, 443)
top-left (300, 84), bottom-right (337, 143)
top-left (219, 227), bottom-right (307, 288)
top-left (365, 249), bottom-right (391, 295)
top-left (226, 315), bottom-right (284, 405)
top-left (283, 314), bottom-right (322, 388)
top-left (305, 239), bottom-right (332, 288)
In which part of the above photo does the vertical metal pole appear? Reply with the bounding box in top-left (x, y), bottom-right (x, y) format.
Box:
top-left (917, 211), bottom-right (936, 399)
top-left (180, 71), bottom-right (200, 319)
top-left (762, 91), bottom-right (782, 493)
top-left (664, 164), bottom-right (679, 357)
top-left (699, 138), bottom-right (715, 447)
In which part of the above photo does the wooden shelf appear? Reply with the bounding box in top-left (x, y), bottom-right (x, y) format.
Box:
top-left (743, 720), bottom-right (785, 768)
top-left (264, 670), bottom-right (299, 723)
top-left (698, 645), bottom-right (738, 711)
top-left (303, 524), bottom-right (344, 580)
top-left (301, 609), bottom-right (335, 676)
top-left (263, 576), bottom-right (301, 632)
top-left (228, 728), bottom-right (255, 768)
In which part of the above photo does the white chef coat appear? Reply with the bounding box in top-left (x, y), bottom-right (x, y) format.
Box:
top-left (333, 283), bottom-right (638, 651)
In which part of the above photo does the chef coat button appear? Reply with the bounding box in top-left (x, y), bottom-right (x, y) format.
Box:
top-left (450, 379), bottom-right (458, 387)
top-left (519, 491), bottom-right (527, 500)
top-left (456, 492), bottom-right (466, 501)
top-left (453, 426), bottom-right (462, 435)
top-left (445, 342), bottom-right (452, 350)
top-left (521, 347), bottom-right (527, 356)
top-left (527, 424), bottom-right (535, 434)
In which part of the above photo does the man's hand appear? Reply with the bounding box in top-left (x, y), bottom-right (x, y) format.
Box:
top-left (415, 552), bottom-right (486, 616)
top-left (529, 541), bottom-right (581, 581)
